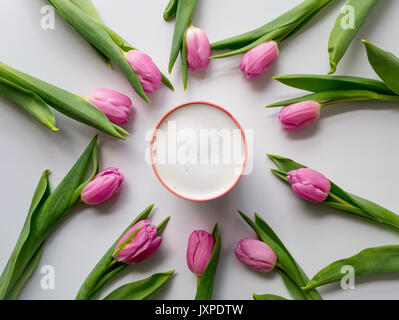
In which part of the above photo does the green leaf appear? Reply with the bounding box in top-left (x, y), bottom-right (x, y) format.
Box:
top-left (210, 0), bottom-right (333, 52)
top-left (68, 0), bottom-right (101, 21)
top-left (0, 62), bottom-right (127, 139)
top-left (67, 0), bottom-right (111, 64)
top-left (254, 213), bottom-right (292, 255)
top-left (0, 136), bottom-right (98, 300)
top-left (267, 154), bottom-right (306, 172)
top-left (29, 137), bottom-right (98, 241)
top-left (282, 0), bottom-right (334, 41)
top-left (345, 193), bottom-right (399, 231)
top-left (76, 205), bottom-right (155, 300)
top-left (270, 169), bottom-right (290, 183)
top-left (164, 0), bottom-right (178, 21)
top-left (266, 89), bottom-right (399, 107)
top-left (255, 211), bottom-right (314, 299)
top-left (5, 244), bottom-right (45, 300)
top-left (279, 270), bottom-right (307, 300)
top-left (181, 28), bottom-right (188, 90)
top-left (328, 0), bottom-right (378, 74)
top-left (253, 293), bottom-right (288, 300)
top-left (195, 224), bottom-right (221, 300)
top-left (0, 77), bottom-right (57, 131)
top-left (0, 170), bottom-right (50, 300)
top-left (168, 0), bottom-right (197, 73)
top-left (99, 23), bottom-right (135, 52)
top-left (253, 213), bottom-right (322, 300)
top-left (156, 216), bottom-right (171, 235)
top-left (48, 0), bottom-right (149, 103)
top-left (104, 271), bottom-right (174, 300)
top-left (363, 40), bottom-right (399, 95)
top-left (273, 74), bottom-right (396, 95)
top-left (161, 73), bottom-right (175, 91)
top-left (70, 143), bottom-right (98, 206)
top-left (238, 211), bottom-right (322, 300)
top-left (304, 245), bottom-right (399, 289)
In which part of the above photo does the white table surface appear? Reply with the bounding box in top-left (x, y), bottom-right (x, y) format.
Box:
top-left (1, 0), bottom-right (399, 300)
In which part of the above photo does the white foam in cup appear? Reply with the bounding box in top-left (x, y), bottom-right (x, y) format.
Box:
top-left (151, 102), bottom-right (247, 201)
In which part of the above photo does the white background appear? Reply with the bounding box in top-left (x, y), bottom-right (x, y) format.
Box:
top-left (1, 0), bottom-right (399, 300)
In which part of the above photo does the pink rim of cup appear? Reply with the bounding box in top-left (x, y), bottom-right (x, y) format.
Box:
top-left (150, 101), bottom-right (248, 202)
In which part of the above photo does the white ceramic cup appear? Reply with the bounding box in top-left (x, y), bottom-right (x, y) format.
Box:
top-left (150, 101), bottom-right (247, 201)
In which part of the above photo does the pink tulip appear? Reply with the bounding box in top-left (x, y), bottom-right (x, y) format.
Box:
top-left (235, 238), bottom-right (277, 272)
top-left (81, 167), bottom-right (124, 205)
top-left (240, 41), bottom-right (279, 79)
top-left (88, 88), bottom-right (132, 124)
top-left (187, 230), bottom-right (215, 276)
top-left (287, 168), bottom-right (331, 203)
top-left (185, 25), bottom-right (211, 71)
top-left (279, 101), bottom-right (321, 131)
top-left (125, 50), bottom-right (162, 93)
top-left (113, 220), bottom-right (162, 264)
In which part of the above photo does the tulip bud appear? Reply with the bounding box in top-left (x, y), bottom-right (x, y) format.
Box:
top-left (235, 238), bottom-right (277, 272)
top-left (279, 101), bottom-right (321, 131)
top-left (287, 168), bottom-right (331, 203)
top-left (240, 41), bottom-right (279, 79)
top-left (125, 50), bottom-right (162, 93)
top-left (186, 230), bottom-right (215, 276)
top-left (88, 88), bottom-right (132, 124)
top-left (185, 25), bottom-right (211, 71)
top-left (113, 220), bottom-right (162, 264)
top-left (81, 167), bottom-right (124, 205)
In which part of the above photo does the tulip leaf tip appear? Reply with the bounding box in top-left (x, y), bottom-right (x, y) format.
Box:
top-left (157, 216), bottom-right (171, 235)
top-left (328, 66), bottom-right (336, 75)
top-left (265, 102), bottom-right (280, 108)
top-left (48, 122), bottom-right (59, 132)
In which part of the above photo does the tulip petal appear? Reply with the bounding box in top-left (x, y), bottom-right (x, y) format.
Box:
top-left (187, 230), bottom-right (215, 276)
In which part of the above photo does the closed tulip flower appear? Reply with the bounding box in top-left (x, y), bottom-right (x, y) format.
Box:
top-left (235, 238), bottom-right (277, 272)
top-left (240, 41), bottom-right (279, 79)
top-left (88, 88), bottom-right (132, 124)
top-left (187, 230), bottom-right (215, 276)
top-left (279, 101), bottom-right (321, 131)
top-left (81, 167), bottom-right (124, 205)
top-left (287, 168), bottom-right (331, 203)
top-left (125, 50), bottom-right (162, 93)
top-left (186, 25), bottom-right (211, 71)
top-left (113, 220), bottom-right (162, 264)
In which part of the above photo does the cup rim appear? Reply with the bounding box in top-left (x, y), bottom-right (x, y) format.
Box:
top-left (150, 101), bottom-right (248, 202)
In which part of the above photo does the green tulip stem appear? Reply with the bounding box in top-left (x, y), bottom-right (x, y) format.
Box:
top-left (275, 261), bottom-right (285, 271)
top-left (320, 97), bottom-right (369, 107)
top-left (328, 192), bottom-right (356, 209)
top-left (108, 259), bottom-right (118, 268)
